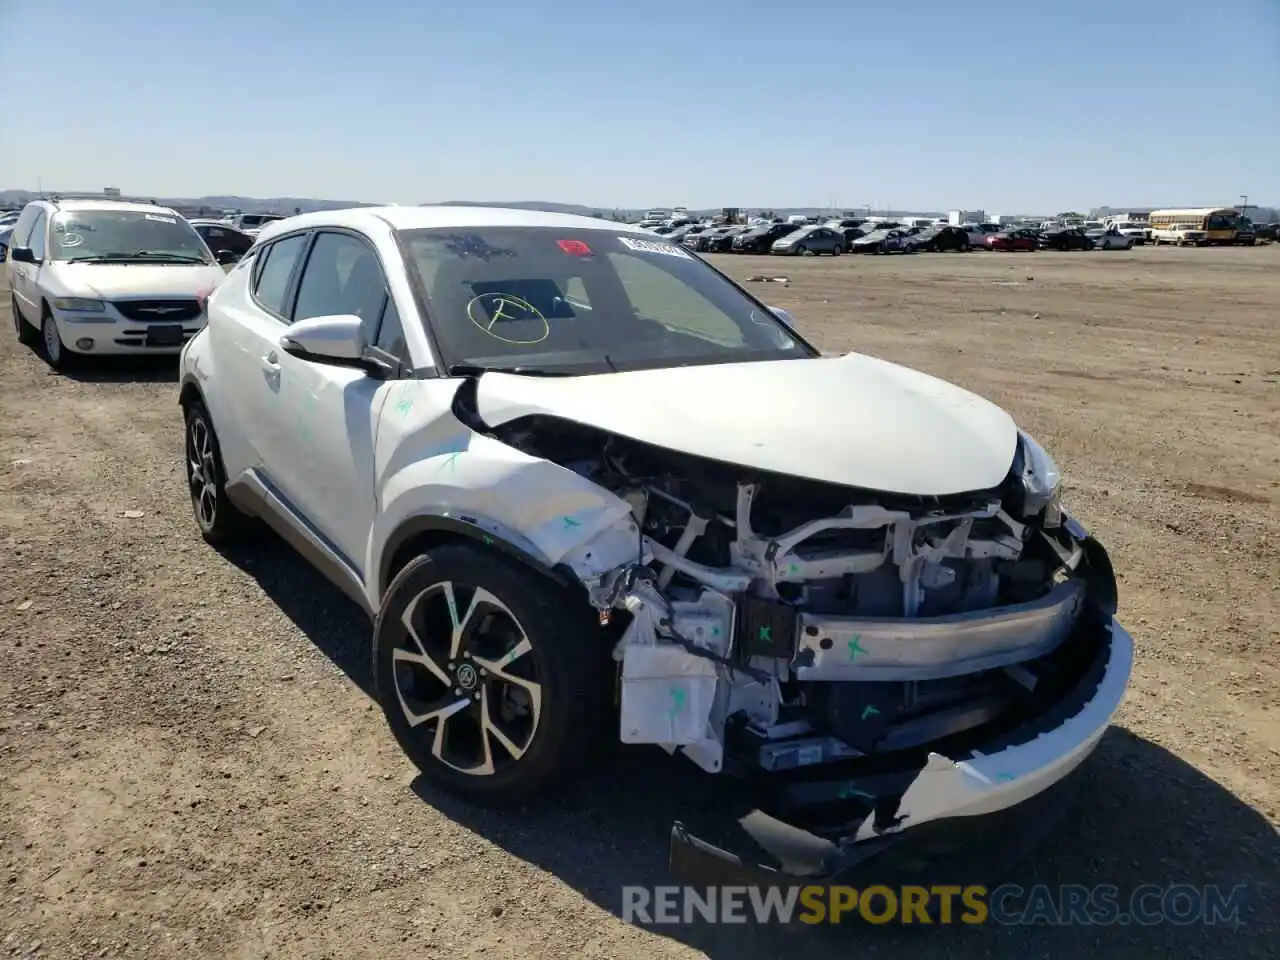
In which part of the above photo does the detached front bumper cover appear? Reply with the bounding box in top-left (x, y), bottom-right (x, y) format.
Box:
top-left (670, 617), bottom-right (1134, 884)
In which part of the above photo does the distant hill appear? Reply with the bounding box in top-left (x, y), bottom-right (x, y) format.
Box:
top-left (0, 189), bottom-right (379, 215)
top-left (4, 188), bottom-right (1272, 223)
top-left (426, 201), bottom-right (956, 220)
top-left (0, 189), bottom-right (947, 221)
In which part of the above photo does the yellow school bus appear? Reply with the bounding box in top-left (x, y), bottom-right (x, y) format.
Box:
top-left (1147, 208), bottom-right (1240, 245)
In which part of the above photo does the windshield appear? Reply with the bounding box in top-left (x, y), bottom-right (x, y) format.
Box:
top-left (398, 227), bottom-right (814, 375)
top-left (1206, 215), bottom-right (1235, 231)
top-left (49, 210), bottom-right (213, 263)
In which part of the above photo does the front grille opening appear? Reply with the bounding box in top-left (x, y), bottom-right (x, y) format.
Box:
top-left (113, 299), bottom-right (203, 323)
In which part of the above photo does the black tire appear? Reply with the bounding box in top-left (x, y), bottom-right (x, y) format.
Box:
top-left (374, 545), bottom-right (611, 805)
top-left (794, 244), bottom-right (807, 255)
top-left (183, 400), bottom-right (253, 544)
top-left (830, 244), bottom-right (841, 256)
top-left (39, 306), bottom-right (74, 371)
top-left (12, 294), bottom-right (38, 346)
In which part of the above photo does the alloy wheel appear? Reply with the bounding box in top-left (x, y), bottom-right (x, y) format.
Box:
top-left (392, 582), bottom-right (542, 776)
top-left (186, 415), bottom-right (219, 529)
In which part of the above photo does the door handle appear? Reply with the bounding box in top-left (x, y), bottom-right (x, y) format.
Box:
top-left (261, 350), bottom-right (280, 373)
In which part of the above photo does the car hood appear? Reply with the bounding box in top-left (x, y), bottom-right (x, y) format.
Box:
top-left (43, 262), bottom-right (227, 299)
top-left (474, 354), bottom-right (1018, 496)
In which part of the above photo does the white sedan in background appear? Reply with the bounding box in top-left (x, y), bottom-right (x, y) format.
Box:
top-left (177, 205), bottom-right (1131, 884)
top-left (1085, 225), bottom-right (1136, 250)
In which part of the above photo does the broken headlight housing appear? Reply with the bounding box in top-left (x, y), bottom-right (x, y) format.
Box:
top-left (1015, 430), bottom-right (1063, 525)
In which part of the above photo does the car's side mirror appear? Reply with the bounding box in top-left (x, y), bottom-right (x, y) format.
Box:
top-left (280, 313), bottom-right (369, 368)
top-left (214, 248), bottom-right (240, 265)
top-left (10, 246), bottom-right (37, 264)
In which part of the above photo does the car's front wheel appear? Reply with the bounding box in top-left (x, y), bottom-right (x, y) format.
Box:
top-left (12, 294), bottom-right (38, 347)
top-left (374, 545), bottom-right (610, 805)
top-left (40, 308), bottom-right (72, 370)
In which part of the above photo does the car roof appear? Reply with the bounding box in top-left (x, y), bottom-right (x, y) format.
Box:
top-left (256, 205), bottom-right (653, 240)
top-left (42, 198), bottom-right (181, 216)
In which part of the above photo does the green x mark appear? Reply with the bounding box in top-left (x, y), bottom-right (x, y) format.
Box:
top-left (669, 687), bottom-right (686, 717)
top-left (860, 704), bottom-right (880, 721)
top-left (758, 625), bottom-right (771, 643)
top-left (395, 396), bottom-right (413, 416)
top-left (847, 635), bottom-right (868, 660)
top-left (563, 516), bottom-right (581, 529)
top-left (995, 772), bottom-right (1016, 783)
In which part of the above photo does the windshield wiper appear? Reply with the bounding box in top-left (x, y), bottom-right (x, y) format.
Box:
top-left (448, 363), bottom-right (574, 377)
top-left (64, 251), bottom-right (208, 264)
top-left (123, 251), bottom-right (210, 263)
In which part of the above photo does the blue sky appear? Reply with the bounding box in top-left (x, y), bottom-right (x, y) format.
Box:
top-left (1, 0), bottom-right (1276, 211)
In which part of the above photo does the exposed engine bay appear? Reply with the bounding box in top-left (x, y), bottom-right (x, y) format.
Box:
top-left (490, 413), bottom-right (1115, 790)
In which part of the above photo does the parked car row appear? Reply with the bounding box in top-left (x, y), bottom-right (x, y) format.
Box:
top-left (664, 216), bottom-right (1156, 256)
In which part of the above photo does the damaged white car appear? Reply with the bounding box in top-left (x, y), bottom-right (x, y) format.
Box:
top-left (178, 206), bottom-right (1133, 882)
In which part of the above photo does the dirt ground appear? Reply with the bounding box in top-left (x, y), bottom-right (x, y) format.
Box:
top-left (1, 245), bottom-right (1277, 959)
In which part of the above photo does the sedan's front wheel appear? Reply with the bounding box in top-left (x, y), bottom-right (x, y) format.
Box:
top-left (40, 309), bottom-right (72, 371)
top-left (374, 545), bottom-right (611, 805)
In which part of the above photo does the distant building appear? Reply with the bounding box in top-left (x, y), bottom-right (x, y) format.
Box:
top-left (948, 209), bottom-right (985, 225)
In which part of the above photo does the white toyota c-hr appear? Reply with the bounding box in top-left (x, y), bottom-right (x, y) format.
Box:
top-left (178, 205), bottom-right (1132, 883)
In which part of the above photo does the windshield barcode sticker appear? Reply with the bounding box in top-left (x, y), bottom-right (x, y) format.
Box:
top-left (618, 236), bottom-right (692, 259)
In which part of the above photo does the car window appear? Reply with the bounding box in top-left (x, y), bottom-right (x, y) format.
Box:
top-left (204, 226), bottom-right (252, 255)
top-left (48, 210), bottom-right (210, 263)
top-left (400, 226), bottom-right (809, 374)
top-left (608, 253), bottom-right (744, 347)
top-left (374, 297), bottom-right (407, 362)
top-left (293, 232), bottom-right (388, 335)
top-left (27, 213), bottom-right (48, 260)
top-left (10, 206), bottom-right (38, 248)
top-left (253, 233), bottom-right (308, 318)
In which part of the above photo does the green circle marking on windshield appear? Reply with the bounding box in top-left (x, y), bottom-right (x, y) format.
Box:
top-left (465, 293), bottom-right (550, 345)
